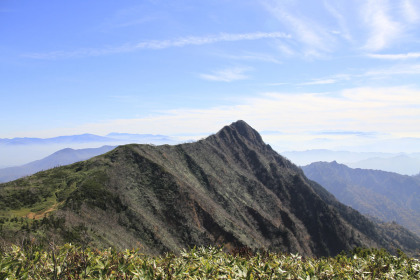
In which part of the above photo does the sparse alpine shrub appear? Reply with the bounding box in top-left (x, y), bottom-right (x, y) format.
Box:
top-left (0, 244), bottom-right (419, 279)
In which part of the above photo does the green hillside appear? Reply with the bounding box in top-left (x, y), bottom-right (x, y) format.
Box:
top-left (1, 121), bottom-right (419, 257)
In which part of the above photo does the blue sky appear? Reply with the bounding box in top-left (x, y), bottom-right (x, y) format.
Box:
top-left (1, 0), bottom-right (420, 152)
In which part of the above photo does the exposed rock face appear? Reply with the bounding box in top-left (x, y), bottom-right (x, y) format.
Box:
top-left (2, 120), bottom-right (419, 257)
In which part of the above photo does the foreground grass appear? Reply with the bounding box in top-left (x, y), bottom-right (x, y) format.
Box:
top-left (0, 244), bottom-right (419, 279)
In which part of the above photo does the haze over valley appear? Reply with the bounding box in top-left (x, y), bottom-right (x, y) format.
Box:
top-left (1, 121), bottom-right (419, 257)
top-left (1, 0), bottom-right (420, 270)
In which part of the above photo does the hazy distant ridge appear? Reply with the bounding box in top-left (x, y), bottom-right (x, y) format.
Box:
top-left (284, 149), bottom-right (420, 175)
top-left (302, 161), bottom-right (420, 236)
top-left (0, 146), bottom-right (116, 183)
top-left (0, 133), bottom-right (179, 168)
top-left (0, 133), bottom-right (176, 145)
top-left (1, 121), bottom-right (419, 257)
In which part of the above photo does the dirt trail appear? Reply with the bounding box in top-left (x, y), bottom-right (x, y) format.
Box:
top-left (26, 203), bottom-right (59, 219)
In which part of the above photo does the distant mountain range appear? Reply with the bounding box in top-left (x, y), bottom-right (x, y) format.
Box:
top-left (346, 154), bottom-right (420, 175)
top-left (302, 161), bottom-right (420, 237)
top-left (0, 146), bottom-right (116, 183)
top-left (0, 133), bottom-right (176, 146)
top-left (344, 137), bottom-right (420, 154)
top-left (0, 133), bottom-right (179, 168)
top-left (283, 149), bottom-right (420, 175)
top-left (1, 121), bottom-right (419, 257)
top-left (4, 134), bottom-right (420, 175)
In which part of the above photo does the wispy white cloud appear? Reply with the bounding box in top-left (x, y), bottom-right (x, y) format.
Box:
top-left (23, 32), bottom-right (290, 59)
top-left (300, 79), bottom-right (337, 85)
top-left (262, 1), bottom-right (334, 56)
top-left (401, 0), bottom-right (420, 23)
top-left (368, 52), bottom-right (420, 60)
top-left (199, 67), bottom-right (251, 82)
top-left (261, 0), bottom-right (420, 56)
top-left (220, 52), bottom-right (282, 64)
top-left (43, 86), bottom-right (420, 141)
top-left (275, 42), bottom-right (296, 57)
top-left (266, 82), bottom-right (289, 86)
top-left (294, 63), bottom-right (420, 86)
top-left (323, 0), bottom-right (352, 41)
top-left (364, 63), bottom-right (420, 76)
top-left (362, 0), bottom-right (402, 51)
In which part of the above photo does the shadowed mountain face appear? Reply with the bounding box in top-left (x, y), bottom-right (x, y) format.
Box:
top-left (1, 121), bottom-right (419, 257)
top-left (302, 161), bottom-right (420, 237)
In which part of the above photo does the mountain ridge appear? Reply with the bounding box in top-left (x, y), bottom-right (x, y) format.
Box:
top-left (0, 133), bottom-right (176, 146)
top-left (0, 132), bottom-right (178, 168)
top-left (302, 161), bottom-right (420, 236)
top-left (283, 150), bottom-right (420, 175)
top-left (1, 121), bottom-right (419, 257)
top-left (0, 146), bottom-right (116, 183)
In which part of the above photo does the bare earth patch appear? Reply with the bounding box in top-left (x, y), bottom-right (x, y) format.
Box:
top-left (26, 203), bottom-right (60, 219)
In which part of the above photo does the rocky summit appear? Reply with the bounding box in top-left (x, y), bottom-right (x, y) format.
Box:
top-left (1, 121), bottom-right (419, 257)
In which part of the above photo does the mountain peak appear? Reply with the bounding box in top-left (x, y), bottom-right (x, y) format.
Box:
top-left (214, 120), bottom-right (265, 147)
top-left (1, 121), bottom-right (420, 257)
top-left (229, 120), bottom-right (255, 133)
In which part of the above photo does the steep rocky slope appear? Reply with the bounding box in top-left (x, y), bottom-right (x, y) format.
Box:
top-left (1, 121), bottom-right (419, 257)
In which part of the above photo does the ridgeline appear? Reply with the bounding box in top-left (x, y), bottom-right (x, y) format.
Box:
top-left (1, 121), bottom-right (419, 257)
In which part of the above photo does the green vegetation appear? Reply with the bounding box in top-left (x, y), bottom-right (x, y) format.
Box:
top-left (0, 245), bottom-right (418, 279)
top-left (0, 159), bottom-right (116, 219)
top-left (1, 121), bottom-right (419, 257)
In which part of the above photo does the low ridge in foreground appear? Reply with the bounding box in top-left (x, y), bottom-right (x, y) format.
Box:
top-left (0, 120), bottom-right (419, 257)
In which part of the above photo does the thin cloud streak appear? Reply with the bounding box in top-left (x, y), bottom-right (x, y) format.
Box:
top-left (300, 79), bottom-right (337, 85)
top-left (261, 0), bottom-right (420, 56)
top-left (364, 63), bottom-right (420, 76)
top-left (323, 0), bottom-right (352, 42)
top-left (199, 67), bottom-right (251, 82)
top-left (40, 86), bottom-right (420, 139)
top-left (23, 32), bottom-right (291, 59)
top-left (368, 52), bottom-right (420, 60)
top-left (262, 0), bottom-right (334, 56)
top-left (362, 0), bottom-right (401, 51)
top-left (293, 63), bottom-right (420, 86)
top-left (220, 52), bottom-right (282, 64)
